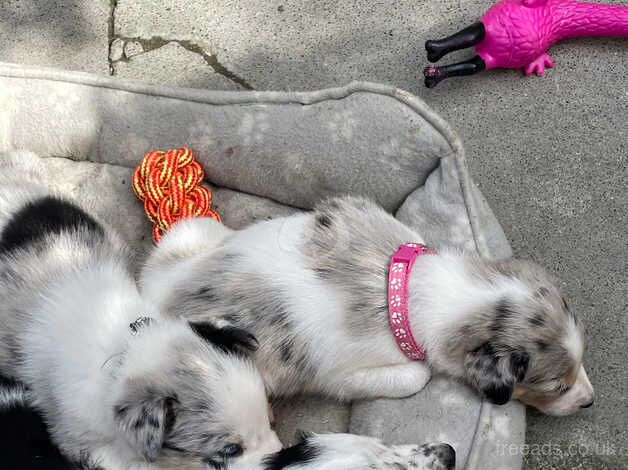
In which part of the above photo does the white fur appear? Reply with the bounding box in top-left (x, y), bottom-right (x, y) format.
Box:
top-left (142, 217), bottom-right (233, 309)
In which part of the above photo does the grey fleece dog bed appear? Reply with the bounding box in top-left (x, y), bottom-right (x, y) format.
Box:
top-left (0, 62), bottom-right (524, 470)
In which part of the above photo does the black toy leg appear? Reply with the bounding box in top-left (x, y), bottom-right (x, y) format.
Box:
top-left (425, 22), bottom-right (486, 63)
top-left (423, 56), bottom-right (486, 88)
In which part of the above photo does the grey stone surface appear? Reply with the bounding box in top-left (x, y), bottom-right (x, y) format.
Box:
top-left (0, 0), bottom-right (109, 74)
top-left (114, 0), bottom-right (435, 91)
top-left (112, 41), bottom-right (242, 89)
top-left (2, 0), bottom-right (626, 468)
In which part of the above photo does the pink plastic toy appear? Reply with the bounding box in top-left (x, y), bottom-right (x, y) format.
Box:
top-left (424, 0), bottom-right (628, 88)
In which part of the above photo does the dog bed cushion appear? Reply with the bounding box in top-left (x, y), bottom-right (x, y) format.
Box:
top-left (0, 62), bottom-right (524, 470)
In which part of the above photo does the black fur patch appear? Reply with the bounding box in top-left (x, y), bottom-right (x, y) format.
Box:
top-left (0, 376), bottom-right (100, 469)
top-left (473, 345), bottom-right (509, 404)
top-left (492, 300), bottom-right (514, 332)
top-left (0, 196), bottom-right (104, 253)
top-left (483, 382), bottom-right (512, 405)
top-left (190, 322), bottom-right (259, 355)
top-left (263, 437), bottom-right (319, 470)
top-left (509, 350), bottom-right (530, 382)
top-left (316, 214), bottom-right (332, 228)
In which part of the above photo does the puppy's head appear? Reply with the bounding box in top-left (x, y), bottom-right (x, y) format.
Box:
top-left (462, 259), bottom-right (594, 415)
top-left (259, 433), bottom-right (455, 470)
top-left (113, 318), bottom-right (281, 467)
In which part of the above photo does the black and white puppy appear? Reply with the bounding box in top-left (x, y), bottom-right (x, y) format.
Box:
top-left (141, 196), bottom-right (594, 415)
top-left (0, 377), bottom-right (454, 470)
top-left (249, 433), bottom-right (454, 470)
top-left (0, 151), bottom-right (280, 469)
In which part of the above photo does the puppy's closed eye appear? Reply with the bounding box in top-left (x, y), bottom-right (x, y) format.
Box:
top-left (551, 382), bottom-right (571, 395)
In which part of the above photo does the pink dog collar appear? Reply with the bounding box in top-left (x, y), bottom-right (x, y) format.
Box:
top-left (388, 243), bottom-right (434, 361)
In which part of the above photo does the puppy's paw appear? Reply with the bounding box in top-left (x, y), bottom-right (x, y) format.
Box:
top-left (409, 361), bottom-right (432, 393)
top-left (386, 361), bottom-right (432, 397)
top-left (339, 362), bottom-right (432, 399)
top-left (409, 443), bottom-right (456, 470)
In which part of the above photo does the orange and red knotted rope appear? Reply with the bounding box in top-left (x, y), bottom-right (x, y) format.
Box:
top-left (132, 147), bottom-right (220, 242)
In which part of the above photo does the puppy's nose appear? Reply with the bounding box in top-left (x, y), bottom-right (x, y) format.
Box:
top-left (435, 443), bottom-right (456, 469)
top-left (580, 398), bottom-right (594, 408)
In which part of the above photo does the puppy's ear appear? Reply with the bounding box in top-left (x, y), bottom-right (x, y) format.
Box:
top-left (189, 321), bottom-right (259, 356)
top-left (113, 383), bottom-right (177, 462)
top-left (465, 343), bottom-right (529, 405)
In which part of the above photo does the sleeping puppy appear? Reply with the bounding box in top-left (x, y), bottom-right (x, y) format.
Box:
top-left (0, 377), bottom-right (455, 470)
top-left (249, 433), bottom-right (454, 470)
top-left (0, 151), bottom-right (280, 469)
top-left (142, 196), bottom-right (594, 416)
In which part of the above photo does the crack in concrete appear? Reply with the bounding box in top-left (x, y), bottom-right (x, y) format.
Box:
top-left (107, 0), bottom-right (118, 75)
top-left (110, 35), bottom-right (253, 90)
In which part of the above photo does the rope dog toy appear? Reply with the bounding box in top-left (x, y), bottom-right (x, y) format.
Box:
top-left (132, 147), bottom-right (220, 242)
top-left (424, 0), bottom-right (628, 88)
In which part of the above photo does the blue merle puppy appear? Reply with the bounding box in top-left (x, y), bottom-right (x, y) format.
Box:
top-left (142, 195), bottom-right (594, 416)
